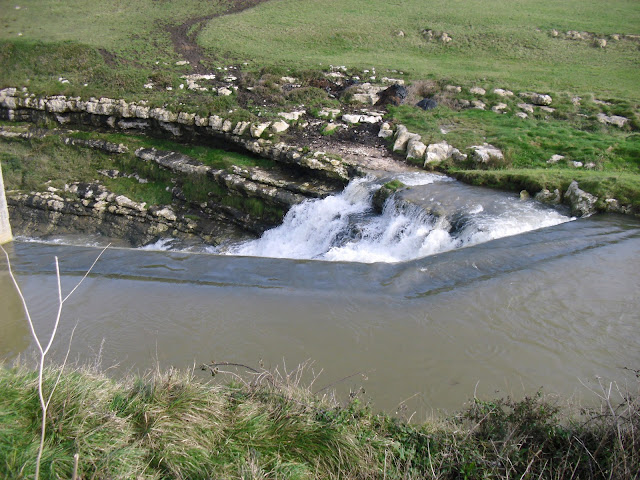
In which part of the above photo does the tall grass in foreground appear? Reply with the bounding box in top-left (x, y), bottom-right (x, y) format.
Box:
top-left (0, 362), bottom-right (638, 479)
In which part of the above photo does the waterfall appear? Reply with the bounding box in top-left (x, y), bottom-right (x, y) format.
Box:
top-left (226, 173), bottom-right (573, 263)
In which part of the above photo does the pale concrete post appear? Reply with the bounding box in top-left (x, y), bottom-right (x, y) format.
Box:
top-left (0, 161), bottom-right (13, 245)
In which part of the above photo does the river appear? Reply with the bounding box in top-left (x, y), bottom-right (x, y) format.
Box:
top-left (1, 172), bottom-right (639, 417)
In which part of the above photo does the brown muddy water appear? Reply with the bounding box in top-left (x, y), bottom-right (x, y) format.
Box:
top-left (2, 214), bottom-right (639, 417)
top-left (2, 173), bottom-right (640, 416)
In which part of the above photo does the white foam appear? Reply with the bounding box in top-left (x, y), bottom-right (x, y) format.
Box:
top-left (224, 176), bottom-right (573, 264)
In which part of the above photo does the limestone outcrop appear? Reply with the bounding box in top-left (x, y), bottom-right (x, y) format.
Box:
top-left (564, 180), bottom-right (598, 217)
top-left (0, 88), bottom-right (351, 183)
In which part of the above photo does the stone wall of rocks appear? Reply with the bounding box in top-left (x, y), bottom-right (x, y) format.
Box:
top-left (5, 182), bottom-right (258, 247)
top-left (0, 88), bottom-right (352, 183)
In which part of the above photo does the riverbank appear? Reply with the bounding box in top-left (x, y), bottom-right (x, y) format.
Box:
top-left (1, 363), bottom-right (637, 479)
top-left (0, 77), bottom-right (638, 248)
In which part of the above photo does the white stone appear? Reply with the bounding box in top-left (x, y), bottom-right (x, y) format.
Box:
top-left (177, 112), bottom-right (195, 125)
top-left (470, 87), bottom-right (486, 95)
top-left (597, 113), bottom-right (628, 128)
top-left (271, 120), bottom-right (290, 133)
top-left (207, 115), bottom-right (222, 131)
top-left (424, 141), bottom-right (453, 165)
top-left (233, 121), bottom-right (250, 136)
top-left (378, 122), bottom-right (394, 138)
top-left (342, 114), bottom-right (362, 124)
top-left (493, 88), bottom-right (513, 97)
top-left (547, 154), bottom-right (565, 164)
top-left (194, 115), bottom-right (209, 127)
top-left (381, 77), bottom-right (405, 85)
top-left (492, 103), bottom-right (508, 113)
top-left (393, 125), bottom-right (420, 153)
top-left (278, 110), bottom-right (305, 121)
top-left (359, 115), bottom-right (382, 124)
top-left (516, 112), bottom-right (528, 119)
top-left (222, 119), bottom-right (234, 132)
top-left (471, 143), bottom-right (504, 163)
top-left (471, 100), bottom-right (486, 110)
top-left (217, 87), bottom-right (233, 96)
top-left (445, 85), bottom-right (461, 93)
top-left (351, 93), bottom-right (379, 105)
top-left (406, 138), bottom-right (427, 159)
top-left (531, 93), bottom-right (552, 106)
top-left (250, 122), bottom-right (271, 138)
top-left (155, 207), bottom-right (177, 221)
top-left (517, 103), bottom-right (534, 113)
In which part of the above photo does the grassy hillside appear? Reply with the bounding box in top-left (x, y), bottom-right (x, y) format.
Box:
top-left (202, 0), bottom-right (640, 99)
top-left (0, 0), bottom-right (638, 100)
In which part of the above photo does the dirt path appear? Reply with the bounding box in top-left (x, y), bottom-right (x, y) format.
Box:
top-left (166, 0), bottom-right (273, 71)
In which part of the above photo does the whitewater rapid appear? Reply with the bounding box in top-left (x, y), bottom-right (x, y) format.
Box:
top-left (226, 173), bottom-right (573, 263)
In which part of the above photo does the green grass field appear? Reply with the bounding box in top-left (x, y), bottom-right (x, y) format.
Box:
top-left (1, 0), bottom-right (639, 100)
top-left (201, 0), bottom-right (640, 99)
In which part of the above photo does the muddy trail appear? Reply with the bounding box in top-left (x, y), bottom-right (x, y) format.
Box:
top-left (166, 0), bottom-right (273, 71)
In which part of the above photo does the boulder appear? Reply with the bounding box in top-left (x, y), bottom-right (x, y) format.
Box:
top-left (424, 141), bottom-right (466, 166)
top-left (492, 103), bottom-right (508, 113)
top-left (378, 122), bottom-right (394, 138)
top-left (222, 119), bottom-right (234, 133)
top-left (471, 100), bottom-right (486, 110)
top-left (535, 189), bottom-right (562, 205)
top-left (416, 98), bottom-right (437, 110)
top-left (531, 93), bottom-right (552, 106)
top-left (493, 88), bottom-right (513, 97)
top-left (515, 112), bottom-right (528, 119)
top-left (375, 84), bottom-right (408, 107)
top-left (597, 113), bottom-right (628, 128)
top-left (278, 110), bottom-right (305, 121)
top-left (470, 143), bottom-right (504, 163)
top-left (393, 125), bottom-right (420, 153)
top-left (342, 114), bottom-right (362, 124)
top-left (565, 181), bottom-right (597, 217)
top-left (517, 103), bottom-right (534, 113)
top-left (232, 121), bottom-right (250, 136)
top-left (547, 154), bottom-right (565, 164)
top-left (406, 138), bottom-right (427, 160)
top-left (250, 122), bottom-right (271, 138)
top-left (470, 87), bottom-right (486, 96)
top-left (271, 120), bottom-right (290, 133)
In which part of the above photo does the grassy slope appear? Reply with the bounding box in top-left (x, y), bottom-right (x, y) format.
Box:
top-left (200, 0), bottom-right (640, 99)
top-left (0, 364), bottom-right (638, 479)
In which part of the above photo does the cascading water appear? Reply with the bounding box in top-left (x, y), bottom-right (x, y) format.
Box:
top-left (226, 172), bottom-right (573, 263)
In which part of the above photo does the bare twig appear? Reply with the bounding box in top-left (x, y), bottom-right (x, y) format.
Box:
top-left (1, 244), bottom-right (108, 479)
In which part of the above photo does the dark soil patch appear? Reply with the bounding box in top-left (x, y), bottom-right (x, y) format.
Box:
top-left (166, 0), bottom-right (273, 72)
top-left (98, 48), bottom-right (118, 67)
